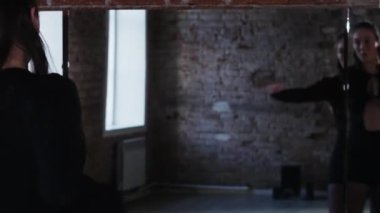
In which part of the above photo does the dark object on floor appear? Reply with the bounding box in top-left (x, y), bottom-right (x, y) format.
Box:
top-left (272, 187), bottom-right (283, 199)
top-left (302, 182), bottom-right (315, 201)
top-left (272, 165), bottom-right (302, 200)
top-left (272, 186), bottom-right (283, 199)
top-left (281, 165), bottom-right (301, 196)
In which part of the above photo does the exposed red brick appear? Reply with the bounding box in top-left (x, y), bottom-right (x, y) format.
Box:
top-left (109, 0), bottom-right (167, 7)
top-left (39, 0), bottom-right (47, 6)
top-left (40, 0), bottom-right (105, 7)
top-left (36, 0), bottom-right (371, 8)
top-left (349, 0), bottom-right (378, 6)
top-left (108, 0), bottom-right (165, 5)
top-left (232, 0), bottom-right (289, 4)
top-left (289, 0), bottom-right (346, 4)
top-left (170, 0), bottom-right (225, 6)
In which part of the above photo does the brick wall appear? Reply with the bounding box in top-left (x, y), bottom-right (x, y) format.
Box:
top-left (39, 0), bottom-right (380, 9)
top-left (147, 9), bottom-right (380, 188)
top-left (64, 8), bottom-right (380, 187)
top-left (147, 9), bottom-right (345, 188)
top-left (68, 10), bottom-right (115, 183)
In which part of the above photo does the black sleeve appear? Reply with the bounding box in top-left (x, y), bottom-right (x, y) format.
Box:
top-left (31, 76), bottom-right (85, 209)
top-left (271, 77), bottom-right (338, 103)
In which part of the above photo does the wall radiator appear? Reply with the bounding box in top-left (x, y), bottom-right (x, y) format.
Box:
top-left (116, 137), bottom-right (146, 191)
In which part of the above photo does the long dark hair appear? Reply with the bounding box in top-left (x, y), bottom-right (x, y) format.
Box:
top-left (0, 0), bottom-right (48, 75)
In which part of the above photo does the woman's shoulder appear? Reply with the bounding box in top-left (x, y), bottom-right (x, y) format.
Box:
top-left (0, 69), bottom-right (75, 93)
top-left (40, 73), bottom-right (74, 84)
top-left (36, 73), bottom-right (76, 90)
top-left (33, 73), bottom-right (79, 101)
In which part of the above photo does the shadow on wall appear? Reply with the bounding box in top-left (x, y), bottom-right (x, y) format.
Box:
top-left (147, 10), bottom-right (182, 183)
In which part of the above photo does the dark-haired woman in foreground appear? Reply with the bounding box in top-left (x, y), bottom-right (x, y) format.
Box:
top-left (0, 1), bottom-right (121, 212)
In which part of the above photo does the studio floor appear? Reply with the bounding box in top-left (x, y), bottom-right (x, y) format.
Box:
top-left (124, 187), bottom-right (370, 213)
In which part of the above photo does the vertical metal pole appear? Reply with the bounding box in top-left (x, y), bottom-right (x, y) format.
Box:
top-left (62, 10), bottom-right (69, 78)
top-left (343, 7), bottom-right (351, 213)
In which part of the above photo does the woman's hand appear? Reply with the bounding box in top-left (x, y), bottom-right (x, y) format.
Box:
top-left (265, 83), bottom-right (284, 94)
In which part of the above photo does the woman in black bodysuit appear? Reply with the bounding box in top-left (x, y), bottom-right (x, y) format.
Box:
top-left (345, 22), bottom-right (380, 213)
top-left (271, 22), bottom-right (380, 213)
top-left (270, 34), bottom-right (346, 213)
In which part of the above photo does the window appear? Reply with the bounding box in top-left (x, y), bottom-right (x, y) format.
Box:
top-left (39, 11), bottom-right (63, 75)
top-left (105, 10), bottom-right (147, 133)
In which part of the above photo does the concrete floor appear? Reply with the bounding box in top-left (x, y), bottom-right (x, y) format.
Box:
top-left (125, 189), bottom-right (314, 213)
top-left (124, 188), bottom-right (372, 213)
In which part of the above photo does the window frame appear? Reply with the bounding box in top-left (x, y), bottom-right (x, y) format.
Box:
top-left (103, 9), bottom-right (148, 137)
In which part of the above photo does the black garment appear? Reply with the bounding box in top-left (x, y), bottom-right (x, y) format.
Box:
top-left (272, 64), bottom-right (380, 185)
top-left (0, 68), bottom-right (85, 212)
top-left (0, 68), bottom-right (124, 213)
top-left (271, 74), bottom-right (345, 183)
top-left (346, 64), bottom-right (380, 185)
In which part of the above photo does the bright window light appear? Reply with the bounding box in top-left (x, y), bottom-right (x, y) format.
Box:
top-left (39, 11), bottom-right (63, 75)
top-left (105, 10), bottom-right (147, 131)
